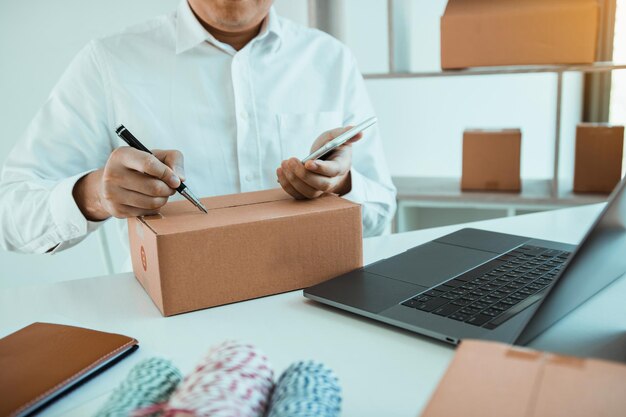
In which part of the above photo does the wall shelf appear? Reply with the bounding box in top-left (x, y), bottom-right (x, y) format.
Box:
top-left (393, 176), bottom-right (607, 206)
top-left (392, 176), bottom-right (607, 232)
top-left (366, 63), bottom-right (626, 202)
top-left (364, 0), bottom-right (623, 232)
top-left (364, 62), bottom-right (626, 79)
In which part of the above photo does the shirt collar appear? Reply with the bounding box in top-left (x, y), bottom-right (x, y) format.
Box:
top-left (175, 0), bottom-right (282, 55)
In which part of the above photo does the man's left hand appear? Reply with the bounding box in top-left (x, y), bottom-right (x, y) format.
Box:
top-left (277, 126), bottom-right (363, 199)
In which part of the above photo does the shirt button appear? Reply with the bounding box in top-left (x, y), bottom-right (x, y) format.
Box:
top-left (239, 111), bottom-right (248, 122)
top-left (245, 174), bottom-right (253, 182)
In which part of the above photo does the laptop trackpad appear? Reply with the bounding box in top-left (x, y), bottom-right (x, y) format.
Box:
top-left (366, 241), bottom-right (496, 288)
top-left (305, 270), bottom-right (425, 314)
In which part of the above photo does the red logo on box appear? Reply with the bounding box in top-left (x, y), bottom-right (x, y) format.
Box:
top-left (140, 246), bottom-right (147, 271)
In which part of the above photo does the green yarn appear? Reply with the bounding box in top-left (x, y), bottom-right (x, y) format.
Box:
top-left (94, 357), bottom-right (182, 417)
top-left (267, 361), bottom-right (342, 417)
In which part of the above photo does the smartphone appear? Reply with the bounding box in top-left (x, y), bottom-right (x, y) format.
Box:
top-left (301, 116), bottom-right (377, 163)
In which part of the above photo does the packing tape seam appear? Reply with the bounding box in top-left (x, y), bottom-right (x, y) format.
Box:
top-left (148, 205), bottom-right (360, 237)
top-left (141, 193), bottom-right (352, 222)
top-left (146, 196), bottom-right (293, 218)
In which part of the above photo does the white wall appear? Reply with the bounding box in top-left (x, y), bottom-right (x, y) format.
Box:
top-left (0, 0), bottom-right (583, 286)
top-left (342, 0), bottom-right (390, 73)
top-left (396, 0), bottom-right (449, 73)
top-left (368, 73), bottom-right (583, 180)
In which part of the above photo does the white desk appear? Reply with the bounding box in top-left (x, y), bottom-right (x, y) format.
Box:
top-left (2, 203), bottom-right (626, 417)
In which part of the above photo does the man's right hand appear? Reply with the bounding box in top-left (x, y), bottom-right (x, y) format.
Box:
top-left (73, 147), bottom-right (185, 221)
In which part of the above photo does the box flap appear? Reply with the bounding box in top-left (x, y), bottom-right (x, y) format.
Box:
top-left (532, 352), bottom-right (626, 417)
top-left (139, 188), bottom-right (359, 235)
top-left (421, 340), bottom-right (626, 417)
top-left (420, 340), bottom-right (541, 417)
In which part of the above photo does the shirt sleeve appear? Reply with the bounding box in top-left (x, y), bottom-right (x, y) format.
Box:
top-left (0, 41), bottom-right (114, 253)
top-left (339, 49), bottom-right (397, 237)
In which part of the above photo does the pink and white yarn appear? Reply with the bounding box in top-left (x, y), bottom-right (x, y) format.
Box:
top-left (153, 341), bottom-right (274, 417)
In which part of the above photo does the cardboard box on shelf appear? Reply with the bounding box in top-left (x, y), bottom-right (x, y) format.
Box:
top-left (128, 188), bottom-right (362, 316)
top-left (441, 0), bottom-right (599, 69)
top-left (574, 123), bottom-right (625, 194)
top-left (461, 129), bottom-right (522, 192)
top-left (420, 340), bottom-right (626, 417)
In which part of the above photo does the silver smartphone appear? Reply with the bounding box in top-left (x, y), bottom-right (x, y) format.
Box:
top-left (301, 117), bottom-right (377, 163)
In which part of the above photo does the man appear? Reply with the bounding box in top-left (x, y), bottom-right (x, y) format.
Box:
top-left (0, 0), bottom-right (396, 259)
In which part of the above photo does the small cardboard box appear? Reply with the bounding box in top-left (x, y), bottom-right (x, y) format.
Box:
top-left (574, 123), bottom-right (625, 194)
top-left (461, 129), bottom-right (521, 192)
top-left (420, 340), bottom-right (626, 417)
top-left (441, 0), bottom-right (599, 69)
top-left (128, 189), bottom-right (362, 316)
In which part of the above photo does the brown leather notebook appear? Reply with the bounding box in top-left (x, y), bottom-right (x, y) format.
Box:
top-left (0, 322), bottom-right (138, 417)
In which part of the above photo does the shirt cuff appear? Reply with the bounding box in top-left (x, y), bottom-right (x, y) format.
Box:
top-left (340, 168), bottom-right (368, 204)
top-left (48, 170), bottom-right (103, 252)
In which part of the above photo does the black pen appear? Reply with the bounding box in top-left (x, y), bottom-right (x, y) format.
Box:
top-left (115, 125), bottom-right (208, 214)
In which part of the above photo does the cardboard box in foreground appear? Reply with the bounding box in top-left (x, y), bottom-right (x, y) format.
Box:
top-left (574, 123), bottom-right (624, 194)
top-left (441, 0), bottom-right (599, 69)
top-left (461, 129), bottom-right (521, 192)
top-left (421, 340), bottom-right (626, 417)
top-left (128, 189), bottom-right (362, 316)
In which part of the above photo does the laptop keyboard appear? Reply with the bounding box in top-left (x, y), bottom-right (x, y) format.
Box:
top-left (400, 245), bottom-right (571, 329)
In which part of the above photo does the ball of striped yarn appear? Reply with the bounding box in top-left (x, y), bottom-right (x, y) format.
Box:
top-left (94, 357), bottom-right (182, 417)
top-left (267, 361), bottom-right (342, 417)
top-left (162, 341), bottom-right (274, 417)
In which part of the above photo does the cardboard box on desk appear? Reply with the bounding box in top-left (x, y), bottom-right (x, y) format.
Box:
top-left (461, 129), bottom-right (521, 192)
top-left (574, 123), bottom-right (625, 194)
top-left (128, 188), bottom-right (362, 316)
top-left (420, 340), bottom-right (626, 417)
top-left (441, 0), bottom-right (599, 69)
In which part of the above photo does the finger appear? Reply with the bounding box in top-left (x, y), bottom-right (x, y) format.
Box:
top-left (287, 158), bottom-right (334, 193)
top-left (311, 126), bottom-right (352, 151)
top-left (323, 126), bottom-right (364, 145)
top-left (281, 160), bottom-right (322, 199)
top-left (345, 131), bottom-right (363, 144)
top-left (109, 203), bottom-right (160, 219)
top-left (117, 170), bottom-right (176, 197)
top-left (116, 189), bottom-right (169, 210)
top-left (153, 149), bottom-right (186, 182)
top-left (277, 167), bottom-right (306, 200)
top-left (303, 157), bottom-right (348, 178)
top-left (323, 132), bottom-right (361, 156)
top-left (308, 125), bottom-right (363, 164)
top-left (118, 147), bottom-right (181, 189)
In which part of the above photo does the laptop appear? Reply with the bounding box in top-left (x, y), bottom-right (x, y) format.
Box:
top-left (304, 176), bottom-right (626, 346)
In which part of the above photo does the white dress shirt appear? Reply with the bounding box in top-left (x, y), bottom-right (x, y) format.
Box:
top-left (0, 1), bottom-right (396, 259)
